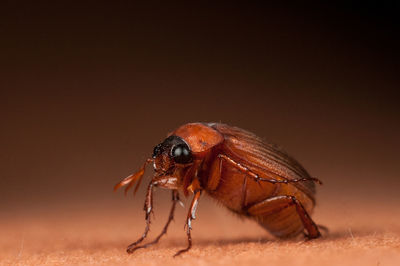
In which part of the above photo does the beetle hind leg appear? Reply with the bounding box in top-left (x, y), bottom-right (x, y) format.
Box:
top-left (247, 195), bottom-right (321, 239)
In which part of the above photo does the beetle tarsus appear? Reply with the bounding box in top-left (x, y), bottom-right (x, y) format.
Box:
top-left (173, 241), bottom-right (191, 257)
top-left (174, 190), bottom-right (201, 257)
top-left (125, 181), bottom-right (155, 253)
top-left (126, 218), bottom-right (151, 253)
top-left (174, 225), bottom-right (192, 257)
top-left (317, 224), bottom-right (329, 235)
top-left (126, 190), bottom-right (179, 254)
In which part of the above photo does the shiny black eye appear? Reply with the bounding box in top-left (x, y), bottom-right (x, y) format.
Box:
top-left (171, 144), bottom-right (192, 164)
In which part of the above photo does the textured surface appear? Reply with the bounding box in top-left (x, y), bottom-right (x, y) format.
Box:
top-left (1, 196), bottom-right (399, 266)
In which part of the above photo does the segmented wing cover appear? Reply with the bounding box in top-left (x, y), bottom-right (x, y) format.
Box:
top-left (209, 123), bottom-right (316, 201)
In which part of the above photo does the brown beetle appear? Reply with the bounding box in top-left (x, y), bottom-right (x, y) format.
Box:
top-left (115, 123), bottom-right (322, 256)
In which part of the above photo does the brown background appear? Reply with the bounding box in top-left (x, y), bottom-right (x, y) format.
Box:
top-left (1, 2), bottom-right (399, 265)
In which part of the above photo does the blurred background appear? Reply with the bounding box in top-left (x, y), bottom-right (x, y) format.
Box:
top-left (1, 1), bottom-right (399, 255)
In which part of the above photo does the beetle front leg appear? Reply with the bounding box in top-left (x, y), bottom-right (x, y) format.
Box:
top-left (174, 189), bottom-right (202, 257)
top-left (127, 190), bottom-right (179, 253)
top-left (126, 180), bottom-right (156, 253)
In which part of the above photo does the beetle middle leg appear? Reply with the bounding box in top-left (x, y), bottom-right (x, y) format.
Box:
top-left (218, 154), bottom-right (322, 185)
top-left (174, 189), bottom-right (202, 257)
top-left (247, 195), bottom-right (321, 239)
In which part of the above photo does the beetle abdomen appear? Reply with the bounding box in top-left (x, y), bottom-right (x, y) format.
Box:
top-left (206, 162), bottom-right (315, 237)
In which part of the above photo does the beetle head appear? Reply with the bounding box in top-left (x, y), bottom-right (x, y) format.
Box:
top-left (114, 136), bottom-right (193, 195)
top-left (152, 135), bottom-right (193, 175)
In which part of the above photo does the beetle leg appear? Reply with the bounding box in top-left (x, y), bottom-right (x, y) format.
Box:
top-left (218, 154), bottom-right (322, 185)
top-left (206, 155), bottom-right (248, 208)
top-left (127, 190), bottom-right (179, 253)
top-left (206, 154), bottom-right (223, 191)
top-left (317, 224), bottom-right (329, 234)
top-left (183, 159), bottom-right (202, 197)
top-left (126, 180), bottom-right (156, 253)
top-left (247, 195), bottom-right (321, 239)
top-left (241, 173), bottom-right (248, 208)
top-left (174, 189), bottom-right (202, 257)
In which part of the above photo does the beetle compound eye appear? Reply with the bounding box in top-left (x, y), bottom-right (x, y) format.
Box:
top-left (172, 144), bottom-right (192, 164)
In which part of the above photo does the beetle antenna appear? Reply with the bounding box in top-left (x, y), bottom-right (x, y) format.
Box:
top-left (114, 158), bottom-right (153, 195)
